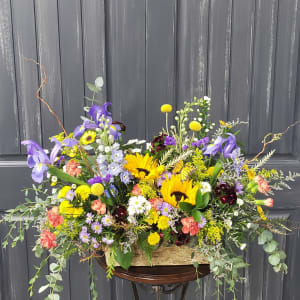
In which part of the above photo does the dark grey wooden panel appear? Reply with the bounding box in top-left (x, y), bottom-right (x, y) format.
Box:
top-left (82, 0), bottom-right (107, 105)
top-left (228, 0), bottom-right (255, 150)
top-left (248, 0), bottom-right (278, 154)
top-left (176, 0), bottom-right (209, 108)
top-left (207, 0), bottom-right (232, 125)
top-left (145, 0), bottom-right (177, 140)
top-left (0, 0), bottom-right (20, 155)
top-left (10, 0), bottom-right (42, 149)
top-left (272, 0), bottom-right (300, 154)
top-left (106, 0), bottom-right (146, 141)
top-left (35, 0), bottom-right (64, 148)
top-left (58, 0), bottom-right (85, 134)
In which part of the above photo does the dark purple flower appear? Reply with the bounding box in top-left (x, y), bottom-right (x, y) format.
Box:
top-left (88, 176), bottom-right (104, 185)
top-left (56, 155), bottom-right (64, 167)
top-left (164, 136), bottom-right (176, 146)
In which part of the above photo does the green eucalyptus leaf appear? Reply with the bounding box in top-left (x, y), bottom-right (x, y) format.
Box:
top-left (258, 230), bottom-right (273, 245)
top-left (263, 240), bottom-right (278, 253)
top-left (38, 284), bottom-right (49, 294)
top-left (268, 253), bottom-right (280, 266)
top-left (278, 250), bottom-right (287, 260)
top-left (179, 202), bottom-right (193, 212)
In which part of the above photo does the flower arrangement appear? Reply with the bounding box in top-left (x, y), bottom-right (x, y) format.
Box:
top-left (1, 77), bottom-right (299, 300)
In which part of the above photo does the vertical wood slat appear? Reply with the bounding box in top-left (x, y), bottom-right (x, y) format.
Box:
top-left (248, 0), bottom-right (278, 154)
top-left (0, 0), bottom-right (20, 155)
top-left (145, 0), bottom-right (177, 141)
top-left (10, 0), bottom-right (41, 149)
top-left (82, 0), bottom-right (107, 105)
top-left (57, 0), bottom-right (85, 134)
top-left (207, 0), bottom-right (232, 125)
top-left (106, 0), bottom-right (146, 142)
top-left (176, 0), bottom-right (209, 109)
top-left (272, 0), bottom-right (300, 153)
top-left (35, 0), bottom-right (64, 149)
top-left (228, 0), bottom-right (255, 151)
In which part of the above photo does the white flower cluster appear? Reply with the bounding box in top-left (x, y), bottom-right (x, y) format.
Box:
top-left (127, 196), bottom-right (151, 223)
top-left (200, 182), bottom-right (212, 194)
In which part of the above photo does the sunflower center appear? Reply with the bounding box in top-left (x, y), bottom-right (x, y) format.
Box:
top-left (171, 191), bottom-right (188, 203)
top-left (86, 135), bottom-right (92, 141)
top-left (137, 168), bottom-right (150, 176)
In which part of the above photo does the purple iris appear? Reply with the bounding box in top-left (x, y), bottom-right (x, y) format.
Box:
top-left (192, 137), bottom-right (209, 148)
top-left (222, 133), bottom-right (237, 158)
top-left (204, 134), bottom-right (238, 158)
top-left (109, 123), bottom-right (122, 140)
top-left (73, 120), bottom-right (97, 138)
top-left (88, 103), bottom-right (112, 125)
top-left (203, 136), bottom-right (225, 156)
top-left (164, 136), bottom-right (176, 146)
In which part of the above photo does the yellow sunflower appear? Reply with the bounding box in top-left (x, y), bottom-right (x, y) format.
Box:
top-left (124, 153), bottom-right (164, 180)
top-left (80, 130), bottom-right (96, 145)
top-left (160, 174), bottom-right (199, 208)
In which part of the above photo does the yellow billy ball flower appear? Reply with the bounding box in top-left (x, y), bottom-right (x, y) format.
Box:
top-left (189, 121), bottom-right (202, 132)
top-left (75, 185), bottom-right (91, 201)
top-left (147, 232), bottom-right (160, 246)
top-left (157, 216), bottom-right (170, 230)
top-left (160, 104), bottom-right (172, 113)
top-left (57, 186), bottom-right (71, 199)
top-left (91, 183), bottom-right (104, 196)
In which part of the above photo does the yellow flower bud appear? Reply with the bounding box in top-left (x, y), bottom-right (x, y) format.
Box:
top-left (91, 183), bottom-right (104, 196)
top-left (189, 121), bottom-right (202, 132)
top-left (160, 104), bottom-right (172, 113)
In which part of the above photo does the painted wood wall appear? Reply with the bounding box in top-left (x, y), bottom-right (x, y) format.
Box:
top-left (0, 0), bottom-right (300, 299)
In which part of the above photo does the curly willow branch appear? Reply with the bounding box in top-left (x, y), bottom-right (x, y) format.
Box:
top-left (24, 57), bottom-right (67, 136)
top-left (247, 120), bottom-right (300, 164)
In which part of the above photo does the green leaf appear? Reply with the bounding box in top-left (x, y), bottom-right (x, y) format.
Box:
top-left (100, 195), bottom-right (115, 206)
top-left (87, 82), bottom-right (100, 93)
top-left (196, 192), bottom-right (210, 209)
top-left (137, 232), bottom-right (155, 266)
top-left (192, 209), bottom-right (202, 222)
top-left (195, 189), bottom-right (202, 208)
top-left (210, 161), bottom-right (223, 184)
top-left (38, 284), bottom-right (49, 294)
top-left (115, 248), bottom-right (133, 270)
top-left (193, 262), bottom-right (199, 268)
top-left (268, 253), bottom-right (280, 266)
top-left (179, 202), bottom-right (193, 212)
top-left (48, 166), bottom-right (87, 186)
top-left (263, 240), bottom-right (278, 254)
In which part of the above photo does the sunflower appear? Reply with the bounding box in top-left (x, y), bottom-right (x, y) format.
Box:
top-left (124, 153), bottom-right (164, 180)
top-left (160, 174), bottom-right (198, 208)
top-left (80, 130), bottom-right (96, 145)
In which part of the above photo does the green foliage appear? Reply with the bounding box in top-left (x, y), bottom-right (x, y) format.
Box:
top-left (137, 232), bottom-right (155, 266)
top-left (48, 166), bottom-right (87, 186)
top-left (115, 247), bottom-right (133, 270)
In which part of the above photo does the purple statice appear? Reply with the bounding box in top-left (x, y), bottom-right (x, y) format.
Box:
top-left (66, 189), bottom-right (75, 201)
top-left (120, 171), bottom-right (131, 184)
top-left (164, 136), bottom-right (176, 146)
top-left (103, 174), bottom-right (112, 183)
top-left (192, 137), bottom-right (210, 148)
top-left (108, 162), bottom-right (122, 176)
top-left (91, 222), bottom-right (103, 234)
top-left (85, 213), bottom-right (94, 224)
top-left (160, 202), bottom-right (172, 216)
top-left (91, 238), bottom-right (100, 249)
top-left (198, 216), bottom-right (207, 228)
top-left (182, 144), bottom-right (188, 151)
top-left (192, 140), bottom-right (202, 147)
top-left (157, 172), bottom-right (172, 187)
top-left (102, 236), bottom-right (114, 245)
top-left (79, 227), bottom-right (90, 244)
top-left (101, 214), bottom-right (113, 227)
top-left (111, 150), bottom-right (124, 162)
top-left (88, 176), bottom-right (104, 185)
top-left (235, 181), bottom-right (244, 195)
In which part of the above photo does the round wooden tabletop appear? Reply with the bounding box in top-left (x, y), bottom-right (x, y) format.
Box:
top-left (96, 255), bottom-right (210, 285)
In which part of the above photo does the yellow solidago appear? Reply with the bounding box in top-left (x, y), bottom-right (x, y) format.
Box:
top-left (247, 169), bottom-right (256, 181)
top-left (51, 132), bottom-right (65, 142)
top-left (192, 149), bottom-right (207, 180)
top-left (257, 205), bottom-right (267, 221)
top-left (259, 168), bottom-right (279, 179)
top-left (206, 225), bottom-right (223, 244)
top-left (219, 120), bottom-right (232, 128)
top-left (172, 160), bottom-right (184, 174)
top-left (148, 232), bottom-right (160, 246)
top-left (75, 185), bottom-right (91, 201)
top-left (180, 163), bottom-right (195, 181)
top-left (139, 181), bottom-right (157, 199)
top-left (157, 216), bottom-right (170, 230)
top-left (145, 209), bottom-right (159, 225)
top-left (63, 145), bottom-right (78, 158)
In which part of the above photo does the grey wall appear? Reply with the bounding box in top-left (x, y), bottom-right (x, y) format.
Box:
top-left (0, 0), bottom-right (300, 299)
